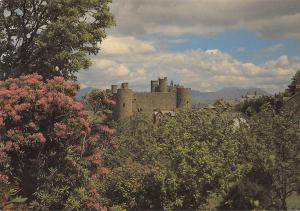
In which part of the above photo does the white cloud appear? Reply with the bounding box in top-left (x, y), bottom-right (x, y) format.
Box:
top-left (78, 36), bottom-right (300, 93)
top-left (92, 59), bottom-right (116, 69)
top-left (109, 64), bottom-right (129, 76)
top-left (100, 36), bottom-right (155, 55)
top-left (109, 0), bottom-right (300, 39)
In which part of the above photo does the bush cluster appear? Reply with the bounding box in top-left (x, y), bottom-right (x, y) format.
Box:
top-left (0, 74), bottom-right (107, 210)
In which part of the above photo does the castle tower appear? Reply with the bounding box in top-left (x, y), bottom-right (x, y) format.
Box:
top-left (177, 87), bottom-right (192, 109)
top-left (111, 85), bottom-right (118, 94)
top-left (151, 80), bottom-right (159, 92)
top-left (121, 82), bottom-right (129, 89)
top-left (159, 77), bottom-right (168, 92)
top-left (115, 85), bottom-right (133, 119)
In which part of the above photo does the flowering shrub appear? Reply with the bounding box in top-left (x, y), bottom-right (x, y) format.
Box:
top-left (85, 88), bottom-right (116, 114)
top-left (0, 74), bottom-right (106, 210)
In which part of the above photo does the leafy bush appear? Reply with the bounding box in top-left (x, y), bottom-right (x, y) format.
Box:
top-left (85, 88), bottom-right (116, 114)
top-left (219, 106), bottom-right (300, 209)
top-left (101, 111), bottom-right (248, 210)
top-left (0, 74), bottom-right (106, 209)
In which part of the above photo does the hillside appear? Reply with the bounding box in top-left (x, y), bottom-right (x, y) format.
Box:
top-left (192, 87), bottom-right (270, 105)
top-left (76, 87), bottom-right (93, 100)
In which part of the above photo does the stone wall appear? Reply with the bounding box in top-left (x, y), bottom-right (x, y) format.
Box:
top-left (132, 92), bottom-right (177, 113)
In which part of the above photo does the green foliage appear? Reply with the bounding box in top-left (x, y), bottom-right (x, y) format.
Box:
top-left (218, 167), bottom-right (274, 210)
top-left (246, 107), bottom-right (300, 209)
top-left (0, 176), bottom-right (31, 210)
top-left (220, 106), bottom-right (300, 210)
top-left (154, 109), bottom-right (247, 209)
top-left (0, 0), bottom-right (114, 80)
top-left (286, 70), bottom-right (300, 96)
top-left (85, 88), bottom-right (115, 114)
top-left (101, 111), bottom-right (247, 210)
top-left (237, 95), bottom-right (284, 116)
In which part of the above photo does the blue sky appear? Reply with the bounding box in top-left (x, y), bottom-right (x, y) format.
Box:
top-left (165, 30), bottom-right (300, 64)
top-left (78, 0), bottom-right (300, 93)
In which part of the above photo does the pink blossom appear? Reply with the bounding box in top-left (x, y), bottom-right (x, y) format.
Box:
top-left (13, 115), bottom-right (21, 122)
top-left (0, 117), bottom-right (4, 126)
top-left (74, 102), bottom-right (83, 110)
top-left (5, 141), bottom-right (13, 149)
top-left (28, 122), bottom-right (36, 128)
top-left (29, 133), bottom-right (46, 144)
top-left (99, 167), bottom-right (109, 175)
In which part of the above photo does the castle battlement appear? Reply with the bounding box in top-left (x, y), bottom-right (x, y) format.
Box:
top-left (111, 77), bottom-right (191, 119)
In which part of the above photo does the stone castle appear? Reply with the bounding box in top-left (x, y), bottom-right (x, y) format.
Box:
top-left (108, 77), bottom-right (192, 119)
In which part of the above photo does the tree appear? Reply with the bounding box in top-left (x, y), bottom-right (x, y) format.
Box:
top-left (286, 70), bottom-right (300, 96)
top-left (153, 110), bottom-right (247, 209)
top-left (0, 0), bottom-right (114, 80)
top-left (101, 113), bottom-right (158, 208)
top-left (218, 167), bottom-right (274, 210)
top-left (101, 111), bottom-right (247, 210)
top-left (224, 106), bottom-right (300, 210)
top-left (0, 74), bottom-right (106, 209)
top-left (86, 88), bottom-right (115, 114)
top-left (238, 95), bottom-right (284, 116)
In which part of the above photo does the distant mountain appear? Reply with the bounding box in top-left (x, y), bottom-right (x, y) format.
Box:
top-left (192, 87), bottom-right (270, 104)
top-left (76, 87), bottom-right (93, 100)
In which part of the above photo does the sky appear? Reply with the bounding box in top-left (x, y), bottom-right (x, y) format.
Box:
top-left (77, 0), bottom-right (300, 93)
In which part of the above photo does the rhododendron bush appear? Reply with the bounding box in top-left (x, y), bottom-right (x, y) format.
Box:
top-left (85, 88), bottom-right (116, 114)
top-left (0, 74), bottom-right (106, 210)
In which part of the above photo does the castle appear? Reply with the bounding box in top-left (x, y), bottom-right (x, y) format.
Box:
top-left (108, 77), bottom-right (192, 119)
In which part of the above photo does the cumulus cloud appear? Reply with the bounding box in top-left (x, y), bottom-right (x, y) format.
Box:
top-left (100, 36), bottom-right (156, 55)
top-left (78, 36), bottom-right (300, 93)
top-left (109, 0), bottom-right (300, 39)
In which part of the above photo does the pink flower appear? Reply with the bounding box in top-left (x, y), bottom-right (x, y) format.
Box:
top-left (0, 117), bottom-right (4, 126)
top-left (54, 122), bottom-right (67, 137)
top-left (0, 174), bottom-right (9, 182)
top-left (20, 73), bottom-right (43, 84)
top-left (7, 129), bottom-right (15, 138)
top-left (13, 115), bottom-right (21, 122)
top-left (99, 167), bottom-right (109, 175)
top-left (55, 122), bottom-right (67, 130)
top-left (9, 83), bottom-right (18, 90)
top-left (15, 103), bottom-right (31, 112)
top-left (36, 133), bottom-right (46, 144)
top-left (28, 122), bottom-right (36, 128)
top-left (99, 125), bottom-right (117, 135)
top-left (29, 132), bottom-right (46, 144)
top-left (74, 102), bottom-right (83, 110)
top-left (5, 141), bottom-right (13, 149)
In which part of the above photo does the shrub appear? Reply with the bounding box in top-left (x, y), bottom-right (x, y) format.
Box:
top-left (220, 107), bottom-right (300, 210)
top-left (85, 88), bottom-right (116, 114)
top-left (101, 111), bottom-right (247, 210)
top-left (0, 74), bottom-right (105, 210)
